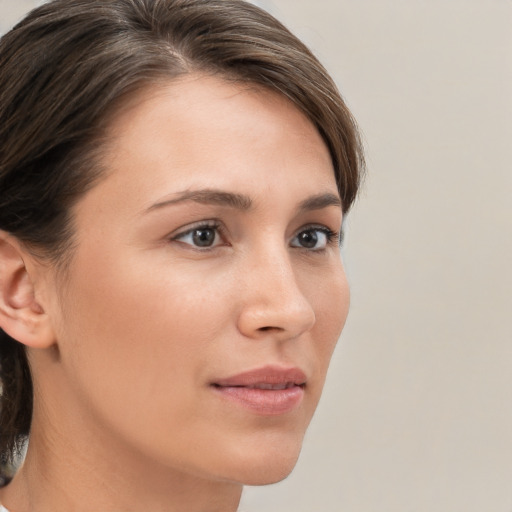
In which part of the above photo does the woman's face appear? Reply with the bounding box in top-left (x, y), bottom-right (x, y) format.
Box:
top-left (42, 74), bottom-right (349, 485)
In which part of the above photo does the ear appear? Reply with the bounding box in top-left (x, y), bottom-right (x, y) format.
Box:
top-left (0, 231), bottom-right (56, 348)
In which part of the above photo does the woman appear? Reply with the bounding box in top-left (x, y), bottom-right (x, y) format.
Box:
top-left (0, 0), bottom-right (363, 510)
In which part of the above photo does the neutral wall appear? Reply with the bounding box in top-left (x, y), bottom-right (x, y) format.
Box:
top-left (1, 1), bottom-right (511, 511)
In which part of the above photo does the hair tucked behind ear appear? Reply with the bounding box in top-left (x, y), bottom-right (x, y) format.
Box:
top-left (0, 0), bottom-right (364, 471)
top-left (0, 332), bottom-right (32, 471)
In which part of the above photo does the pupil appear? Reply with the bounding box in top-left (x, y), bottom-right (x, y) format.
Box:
top-left (192, 228), bottom-right (215, 247)
top-left (299, 230), bottom-right (317, 248)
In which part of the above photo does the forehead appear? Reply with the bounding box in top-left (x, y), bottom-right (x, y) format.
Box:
top-left (87, 74), bottom-right (338, 215)
top-left (108, 75), bottom-right (330, 150)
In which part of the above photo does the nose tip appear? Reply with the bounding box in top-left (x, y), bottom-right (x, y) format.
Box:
top-left (236, 261), bottom-right (316, 340)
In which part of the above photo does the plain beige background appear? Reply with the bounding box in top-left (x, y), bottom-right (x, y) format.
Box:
top-left (1, 1), bottom-right (511, 511)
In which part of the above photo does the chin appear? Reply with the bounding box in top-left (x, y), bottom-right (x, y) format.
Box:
top-left (238, 459), bottom-right (299, 486)
top-left (220, 430), bottom-right (305, 486)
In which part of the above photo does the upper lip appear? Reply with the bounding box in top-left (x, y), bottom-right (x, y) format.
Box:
top-left (212, 365), bottom-right (307, 389)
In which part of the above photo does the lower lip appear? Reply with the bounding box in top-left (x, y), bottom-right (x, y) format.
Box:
top-left (212, 385), bottom-right (304, 415)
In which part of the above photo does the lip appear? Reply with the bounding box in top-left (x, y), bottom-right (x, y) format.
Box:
top-left (211, 366), bottom-right (307, 416)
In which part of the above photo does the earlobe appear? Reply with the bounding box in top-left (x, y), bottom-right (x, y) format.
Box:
top-left (0, 232), bottom-right (55, 349)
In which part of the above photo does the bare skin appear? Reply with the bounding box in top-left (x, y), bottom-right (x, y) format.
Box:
top-left (0, 74), bottom-right (349, 511)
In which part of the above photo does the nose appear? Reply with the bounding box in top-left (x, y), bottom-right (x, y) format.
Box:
top-left (236, 248), bottom-right (316, 341)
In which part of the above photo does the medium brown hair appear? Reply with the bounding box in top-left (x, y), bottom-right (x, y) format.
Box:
top-left (0, 0), bottom-right (364, 467)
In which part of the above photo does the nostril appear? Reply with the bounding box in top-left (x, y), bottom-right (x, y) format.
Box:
top-left (258, 326), bottom-right (283, 332)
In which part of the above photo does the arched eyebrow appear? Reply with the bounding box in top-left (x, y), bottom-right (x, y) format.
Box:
top-left (144, 189), bottom-right (341, 214)
top-left (145, 189), bottom-right (253, 212)
top-left (297, 193), bottom-right (342, 212)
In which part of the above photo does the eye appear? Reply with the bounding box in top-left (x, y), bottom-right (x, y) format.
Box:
top-left (172, 222), bottom-right (224, 249)
top-left (290, 226), bottom-right (337, 250)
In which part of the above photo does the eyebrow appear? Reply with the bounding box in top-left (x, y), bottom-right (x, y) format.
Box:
top-left (146, 189), bottom-right (253, 212)
top-left (298, 193), bottom-right (342, 212)
top-left (145, 189), bottom-right (341, 214)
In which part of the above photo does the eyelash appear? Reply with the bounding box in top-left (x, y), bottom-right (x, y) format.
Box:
top-left (170, 221), bottom-right (340, 251)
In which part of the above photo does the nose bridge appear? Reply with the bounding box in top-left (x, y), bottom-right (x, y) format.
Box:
top-left (262, 246), bottom-right (299, 297)
top-left (237, 242), bottom-right (316, 338)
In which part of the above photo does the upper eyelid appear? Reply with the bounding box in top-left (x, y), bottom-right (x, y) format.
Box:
top-left (171, 219), bottom-right (221, 237)
top-left (293, 224), bottom-right (339, 239)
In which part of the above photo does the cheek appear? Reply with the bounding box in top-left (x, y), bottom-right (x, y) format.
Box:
top-left (55, 251), bottom-right (231, 418)
top-left (307, 263), bottom-right (350, 371)
top-left (72, 266), bottom-right (215, 350)
top-left (51, 252), bottom-right (243, 473)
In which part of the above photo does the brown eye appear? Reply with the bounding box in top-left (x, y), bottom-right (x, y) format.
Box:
top-left (192, 228), bottom-right (216, 247)
top-left (290, 227), bottom-right (333, 250)
top-left (297, 230), bottom-right (318, 248)
top-left (173, 223), bottom-right (223, 249)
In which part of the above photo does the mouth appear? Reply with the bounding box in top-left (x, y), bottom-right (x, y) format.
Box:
top-left (228, 382), bottom-right (301, 390)
top-left (210, 366), bottom-right (307, 416)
